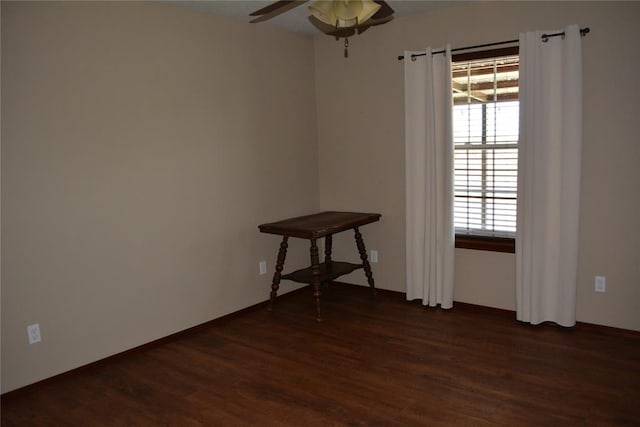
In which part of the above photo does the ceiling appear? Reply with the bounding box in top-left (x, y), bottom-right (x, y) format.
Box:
top-left (170, 1), bottom-right (461, 36)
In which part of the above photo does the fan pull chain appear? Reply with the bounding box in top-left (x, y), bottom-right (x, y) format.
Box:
top-left (343, 16), bottom-right (360, 59)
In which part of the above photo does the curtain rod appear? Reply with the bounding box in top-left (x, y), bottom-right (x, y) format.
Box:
top-left (396, 27), bottom-right (590, 61)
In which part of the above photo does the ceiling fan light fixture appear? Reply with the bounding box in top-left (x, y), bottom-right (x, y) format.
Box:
top-left (309, 0), bottom-right (381, 29)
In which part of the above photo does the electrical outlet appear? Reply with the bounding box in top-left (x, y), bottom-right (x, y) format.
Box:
top-left (595, 276), bottom-right (606, 293)
top-left (370, 250), bottom-right (378, 263)
top-left (259, 260), bottom-right (267, 275)
top-left (27, 323), bottom-right (41, 344)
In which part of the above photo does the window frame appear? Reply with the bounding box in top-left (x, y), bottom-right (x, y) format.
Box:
top-left (452, 46), bottom-right (519, 254)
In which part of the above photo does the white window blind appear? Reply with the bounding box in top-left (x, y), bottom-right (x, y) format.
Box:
top-left (453, 54), bottom-right (519, 238)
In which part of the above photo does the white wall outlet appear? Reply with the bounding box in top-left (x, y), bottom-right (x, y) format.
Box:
top-left (595, 276), bottom-right (606, 293)
top-left (27, 323), bottom-right (41, 344)
top-left (370, 250), bottom-right (378, 263)
top-left (259, 260), bottom-right (267, 275)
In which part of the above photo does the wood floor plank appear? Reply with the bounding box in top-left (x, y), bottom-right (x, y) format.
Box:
top-left (2, 284), bottom-right (639, 426)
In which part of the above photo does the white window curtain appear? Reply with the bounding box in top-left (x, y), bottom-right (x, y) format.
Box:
top-left (404, 47), bottom-right (455, 308)
top-left (517, 25), bottom-right (583, 326)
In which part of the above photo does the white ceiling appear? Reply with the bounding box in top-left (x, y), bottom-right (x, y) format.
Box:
top-left (169, 1), bottom-right (460, 36)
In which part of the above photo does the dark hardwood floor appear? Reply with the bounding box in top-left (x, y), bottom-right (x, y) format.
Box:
top-left (2, 284), bottom-right (639, 426)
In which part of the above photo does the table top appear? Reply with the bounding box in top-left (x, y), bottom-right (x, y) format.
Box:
top-left (259, 211), bottom-right (381, 239)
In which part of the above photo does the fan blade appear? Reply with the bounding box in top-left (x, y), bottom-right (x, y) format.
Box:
top-left (250, 0), bottom-right (301, 16)
top-left (308, 15), bottom-right (356, 38)
top-left (250, 1), bottom-right (307, 23)
top-left (358, 1), bottom-right (394, 34)
top-left (372, 1), bottom-right (394, 19)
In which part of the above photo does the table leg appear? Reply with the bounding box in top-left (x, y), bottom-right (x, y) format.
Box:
top-left (269, 236), bottom-right (288, 311)
top-left (310, 238), bottom-right (322, 322)
top-left (354, 227), bottom-right (376, 294)
top-left (324, 234), bottom-right (332, 264)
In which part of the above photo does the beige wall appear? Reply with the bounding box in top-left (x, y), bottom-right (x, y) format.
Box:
top-left (316, 2), bottom-right (639, 330)
top-left (1, 2), bottom-right (318, 392)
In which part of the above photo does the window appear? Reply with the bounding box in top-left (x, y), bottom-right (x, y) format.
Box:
top-left (452, 48), bottom-right (519, 253)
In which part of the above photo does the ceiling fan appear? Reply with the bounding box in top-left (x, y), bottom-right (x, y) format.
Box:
top-left (249, 0), bottom-right (395, 57)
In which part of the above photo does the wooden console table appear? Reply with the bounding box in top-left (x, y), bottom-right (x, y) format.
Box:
top-left (259, 211), bottom-right (381, 321)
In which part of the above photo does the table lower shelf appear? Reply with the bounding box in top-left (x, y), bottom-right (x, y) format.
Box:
top-left (281, 261), bottom-right (363, 285)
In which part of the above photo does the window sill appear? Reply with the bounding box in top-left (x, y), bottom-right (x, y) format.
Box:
top-left (455, 234), bottom-right (515, 253)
